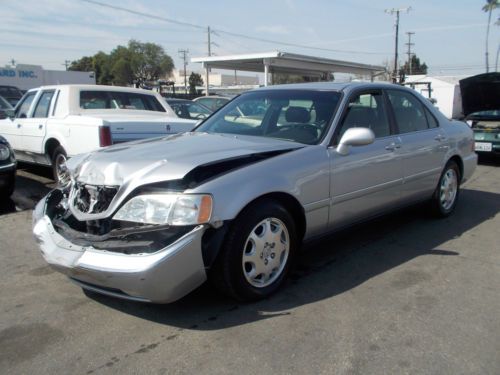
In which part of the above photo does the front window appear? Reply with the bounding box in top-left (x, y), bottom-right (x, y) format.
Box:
top-left (15, 92), bottom-right (37, 118)
top-left (196, 90), bottom-right (341, 145)
top-left (80, 91), bottom-right (166, 112)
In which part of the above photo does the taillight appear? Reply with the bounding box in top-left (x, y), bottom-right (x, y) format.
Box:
top-left (99, 126), bottom-right (112, 147)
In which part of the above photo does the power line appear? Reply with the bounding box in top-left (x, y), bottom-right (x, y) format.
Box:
top-left (81, 0), bottom-right (390, 56)
top-left (81, 0), bottom-right (205, 30)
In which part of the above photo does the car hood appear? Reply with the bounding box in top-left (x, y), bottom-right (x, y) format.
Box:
top-left (459, 73), bottom-right (500, 118)
top-left (67, 132), bottom-right (302, 186)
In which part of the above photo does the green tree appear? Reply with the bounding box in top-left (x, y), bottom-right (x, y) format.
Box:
top-left (68, 56), bottom-right (94, 72)
top-left (399, 54), bottom-right (428, 77)
top-left (188, 72), bottom-right (204, 94)
top-left (68, 40), bottom-right (175, 86)
top-left (128, 40), bottom-right (174, 85)
top-left (483, 0), bottom-right (500, 72)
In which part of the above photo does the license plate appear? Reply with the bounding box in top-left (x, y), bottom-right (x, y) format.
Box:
top-left (475, 142), bottom-right (492, 152)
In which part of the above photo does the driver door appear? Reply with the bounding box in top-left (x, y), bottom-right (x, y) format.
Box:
top-left (328, 90), bottom-right (404, 229)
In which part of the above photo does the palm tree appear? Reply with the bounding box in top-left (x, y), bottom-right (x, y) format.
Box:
top-left (483, 0), bottom-right (499, 72)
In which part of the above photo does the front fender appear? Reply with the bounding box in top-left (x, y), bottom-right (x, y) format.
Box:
top-left (189, 146), bottom-right (330, 224)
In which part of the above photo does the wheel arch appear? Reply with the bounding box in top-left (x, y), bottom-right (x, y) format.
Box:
top-left (447, 155), bottom-right (464, 183)
top-left (202, 191), bottom-right (307, 269)
top-left (234, 192), bottom-right (307, 242)
top-left (44, 138), bottom-right (62, 161)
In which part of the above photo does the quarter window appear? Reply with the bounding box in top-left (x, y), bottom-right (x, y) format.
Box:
top-left (33, 91), bottom-right (55, 118)
top-left (387, 90), bottom-right (430, 133)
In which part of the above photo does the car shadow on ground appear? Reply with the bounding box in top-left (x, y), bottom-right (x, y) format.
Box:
top-left (0, 165), bottom-right (53, 215)
top-left (85, 188), bottom-right (500, 330)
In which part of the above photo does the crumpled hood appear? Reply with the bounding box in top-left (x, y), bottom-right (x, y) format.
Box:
top-left (459, 73), bottom-right (500, 117)
top-left (67, 132), bottom-right (302, 186)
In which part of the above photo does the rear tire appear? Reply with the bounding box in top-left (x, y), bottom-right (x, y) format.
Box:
top-left (51, 146), bottom-right (69, 184)
top-left (430, 160), bottom-right (461, 217)
top-left (210, 200), bottom-right (298, 302)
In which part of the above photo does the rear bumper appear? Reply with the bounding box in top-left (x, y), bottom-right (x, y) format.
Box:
top-left (32, 198), bottom-right (207, 303)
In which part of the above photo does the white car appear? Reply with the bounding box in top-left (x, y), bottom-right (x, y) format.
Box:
top-left (0, 85), bottom-right (197, 181)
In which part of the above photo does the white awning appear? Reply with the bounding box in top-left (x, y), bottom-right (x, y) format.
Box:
top-left (192, 51), bottom-right (386, 90)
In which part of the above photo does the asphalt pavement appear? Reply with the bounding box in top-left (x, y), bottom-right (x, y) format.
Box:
top-left (0, 161), bottom-right (499, 374)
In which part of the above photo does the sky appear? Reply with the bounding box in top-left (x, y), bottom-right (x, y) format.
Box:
top-left (1, 0), bottom-right (499, 79)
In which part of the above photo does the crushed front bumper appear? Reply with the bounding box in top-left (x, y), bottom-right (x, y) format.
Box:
top-left (32, 196), bottom-right (207, 303)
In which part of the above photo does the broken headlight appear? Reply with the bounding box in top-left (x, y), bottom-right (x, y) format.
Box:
top-left (113, 194), bottom-right (212, 225)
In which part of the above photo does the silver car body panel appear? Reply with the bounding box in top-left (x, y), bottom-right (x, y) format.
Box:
top-left (33, 199), bottom-right (207, 303)
top-left (33, 82), bottom-right (477, 303)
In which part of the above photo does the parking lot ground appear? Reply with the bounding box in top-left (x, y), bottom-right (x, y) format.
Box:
top-left (0, 163), bottom-right (499, 375)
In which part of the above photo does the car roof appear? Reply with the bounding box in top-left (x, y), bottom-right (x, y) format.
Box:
top-left (165, 98), bottom-right (193, 103)
top-left (251, 81), bottom-right (404, 93)
top-left (30, 84), bottom-right (159, 94)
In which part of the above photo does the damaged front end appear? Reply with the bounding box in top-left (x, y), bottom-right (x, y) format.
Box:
top-left (41, 187), bottom-right (195, 255)
top-left (32, 182), bottom-right (211, 303)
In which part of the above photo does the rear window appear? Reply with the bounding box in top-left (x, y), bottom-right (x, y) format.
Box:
top-left (80, 91), bottom-right (166, 112)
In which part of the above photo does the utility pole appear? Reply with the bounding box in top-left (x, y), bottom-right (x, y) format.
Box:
top-left (405, 32), bottom-right (415, 75)
top-left (63, 60), bottom-right (71, 71)
top-left (178, 49), bottom-right (189, 94)
top-left (385, 7), bottom-right (411, 83)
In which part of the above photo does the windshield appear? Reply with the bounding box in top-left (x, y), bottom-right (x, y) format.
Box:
top-left (195, 89), bottom-right (341, 145)
top-left (0, 96), bottom-right (13, 110)
top-left (468, 109), bottom-right (500, 119)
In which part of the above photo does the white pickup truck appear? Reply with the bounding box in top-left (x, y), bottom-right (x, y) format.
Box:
top-left (0, 84), bottom-right (197, 181)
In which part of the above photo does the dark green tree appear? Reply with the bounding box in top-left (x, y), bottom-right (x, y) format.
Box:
top-left (128, 40), bottom-right (174, 85)
top-left (399, 54), bottom-right (428, 78)
top-left (68, 40), bottom-right (175, 86)
top-left (188, 72), bottom-right (204, 94)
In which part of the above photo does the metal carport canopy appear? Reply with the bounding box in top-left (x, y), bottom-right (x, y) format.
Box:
top-left (191, 51), bottom-right (386, 92)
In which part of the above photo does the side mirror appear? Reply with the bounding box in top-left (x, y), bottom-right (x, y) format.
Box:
top-left (0, 109), bottom-right (14, 120)
top-left (336, 127), bottom-right (375, 155)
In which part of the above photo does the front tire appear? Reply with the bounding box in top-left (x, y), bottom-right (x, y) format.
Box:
top-left (210, 200), bottom-right (298, 302)
top-left (430, 160), bottom-right (461, 217)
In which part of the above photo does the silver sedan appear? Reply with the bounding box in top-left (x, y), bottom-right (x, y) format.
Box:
top-left (33, 82), bottom-right (477, 303)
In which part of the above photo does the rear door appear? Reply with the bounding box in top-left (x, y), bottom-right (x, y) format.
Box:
top-left (328, 90), bottom-right (404, 229)
top-left (22, 90), bottom-right (54, 153)
top-left (385, 89), bottom-right (448, 201)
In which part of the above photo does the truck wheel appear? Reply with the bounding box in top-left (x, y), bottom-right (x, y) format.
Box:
top-left (210, 200), bottom-right (297, 301)
top-left (430, 160), bottom-right (461, 217)
top-left (51, 146), bottom-right (69, 184)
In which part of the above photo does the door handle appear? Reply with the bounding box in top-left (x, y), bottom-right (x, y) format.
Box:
top-left (16, 124), bottom-right (22, 129)
top-left (385, 142), bottom-right (401, 151)
top-left (434, 134), bottom-right (447, 142)
top-left (38, 124), bottom-right (43, 130)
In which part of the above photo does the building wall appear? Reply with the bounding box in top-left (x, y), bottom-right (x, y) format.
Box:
top-left (0, 64), bottom-right (95, 90)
